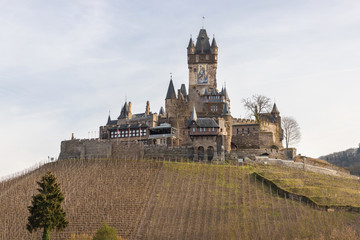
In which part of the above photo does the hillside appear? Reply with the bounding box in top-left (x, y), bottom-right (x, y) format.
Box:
top-left (320, 146), bottom-right (360, 176)
top-left (1, 159), bottom-right (360, 239)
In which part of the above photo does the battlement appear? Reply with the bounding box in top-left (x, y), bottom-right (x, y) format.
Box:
top-left (232, 118), bottom-right (257, 125)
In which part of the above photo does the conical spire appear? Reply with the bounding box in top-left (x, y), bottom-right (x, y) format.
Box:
top-left (159, 106), bottom-right (165, 116)
top-left (195, 29), bottom-right (211, 54)
top-left (165, 79), bottom-right (176, 99)
top-left (190, 105), bottom-right (198, 122)
top-left (211, 36), bottom-right (218, 48)
top-left (271, 103), bottom-right (280, 115)
top-left (107, 114), bottom-right (111, 125)
top-left (187, 36), bottom-right (194, 48)
top-left (222, 87), bottom-right (229, 100)
top-left (180, 84), bottom-right (187, 97)
top-left (222, 102), bottom-right (231, 116)
top-left (118, 101), bottom-right (129, 119)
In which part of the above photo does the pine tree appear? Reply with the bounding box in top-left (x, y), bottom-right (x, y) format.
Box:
top-left (27, 171), bottom-right (68, 240)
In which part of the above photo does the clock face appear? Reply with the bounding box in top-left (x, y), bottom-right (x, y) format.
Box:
top-left (197, 64), bottom-right (208, 84)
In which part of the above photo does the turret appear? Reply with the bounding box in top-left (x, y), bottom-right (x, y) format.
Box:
top-left (128, 101), bottom-right (132, 119)
top-left (271, 103), bottom-right (280, 116)
top-left (118, 102), bottom-right (129, 119)
top-left (210, 35), bottom-right (218, 54)
top-left (180, 84), bottom-right (187, 97)
top-left (165, 79), bottom-right (176, 100)
top-left (187, 36), bottom-right (195, 54)
top-left (165, 78), bottom-right (177, 118)
top-left (159, 106), bottom-right (165, 116)
top-left (190, 105), bottom-right (198, 122)
top-left (222, 101), bottom-right (232, 153)
top-left (145, 101), bottom-right (150, 115)
top-left (221, 102), bottom-right (231, 116)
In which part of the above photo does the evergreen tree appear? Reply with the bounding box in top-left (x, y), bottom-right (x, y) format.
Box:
top-left (27, 171), bottom-right (68, 240)
top-left (92, 222), bottom-right (118, 240)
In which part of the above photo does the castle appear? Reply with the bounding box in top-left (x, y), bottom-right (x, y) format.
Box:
top-left (60, 28), bottom-right (291, 161)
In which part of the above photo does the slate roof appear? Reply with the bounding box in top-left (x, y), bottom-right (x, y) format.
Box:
top-left (107, 118), bottom-right (118, 126)
top-left (222, 102), bottom-right (231, 116)
top-left (271, 103), bottom-right (280, 115)
top-left (195, 29), bottom-right (211, 54)
top-left (211, 37), bottom-right (218, 48)
top-left (187, 118), bottom-right (219, 128)
top-left (187, 37), bottom-right (194, 48)
top-left (118, 102), bottom-right (130, 119)
top-left (259, 113), bottom-right (277, 123)
top-left (180, 84), bottom-right (187, 97)
top-left (159, 106), bottom-right (165, 115)
top-left (165, 79), bottom-right (176, 99)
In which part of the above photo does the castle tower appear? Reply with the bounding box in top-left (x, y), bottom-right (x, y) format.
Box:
top-left (165, 78), bottom-right (176, 118)
top-left (118, 101), bottom-right (131, 120)
top-left (222, 101), bottom-right (232, 153)
top-left (188, 29), bottom-right (218, 98)
top-left (145, 101), bottom-right (150, 115)
top-left (271, 103), bottom-right (284, 148)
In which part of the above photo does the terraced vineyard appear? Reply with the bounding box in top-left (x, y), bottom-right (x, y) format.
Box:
top-left (1, 159), bottom-right (360, 239)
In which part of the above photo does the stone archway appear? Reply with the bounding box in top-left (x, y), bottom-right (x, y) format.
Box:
top-left (207, 146), bottom-right (214, 161)
top-left (231, 142), bottom-right (238, 150)
top-left (198, 146), bottom-right (204, 161)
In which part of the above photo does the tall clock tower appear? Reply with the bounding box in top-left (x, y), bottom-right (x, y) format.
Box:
top-left (187, 29), bottom-right (218, 98)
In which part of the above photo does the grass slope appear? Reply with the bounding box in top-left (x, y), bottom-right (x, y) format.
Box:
top-left (0, 159), bottom-right (360, 239)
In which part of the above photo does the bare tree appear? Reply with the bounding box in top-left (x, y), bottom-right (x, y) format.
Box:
top-left (282, 117), bottom-right (301, 149)
top-left (242, 94), bottom-right (272, 121)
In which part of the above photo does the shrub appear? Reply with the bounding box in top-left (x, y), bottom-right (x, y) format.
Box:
top-left (92, 222), bottom-right (118, 240)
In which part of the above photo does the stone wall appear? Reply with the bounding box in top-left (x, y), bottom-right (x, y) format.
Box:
top-left (144, 145), bottom-right (192, 159)
top-left (259, 132), bottom-right (274, 148)
top-left (59, 139), bottom-right (111, 160)
top-left (59, 139), bottom-right (194, 161)
top-left (228, 148), bottom-right (287, 160)
top-left (111, 141), bottom-right (144, 160)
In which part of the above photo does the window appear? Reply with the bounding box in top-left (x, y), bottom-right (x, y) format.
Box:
top-left (212, 127), bottom-right (215, 132)
top-left (192, 128), bottom-right (195, 132)
top-left (206, 55), bottom-right (209, 60)
top-left (200, 128), bottom-right (202, 132)
top-left (196, 55), bottom-right (199, 62)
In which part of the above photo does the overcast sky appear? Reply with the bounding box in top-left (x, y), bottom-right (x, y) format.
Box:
top-left (1, 0), bottom-right (360, 178)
